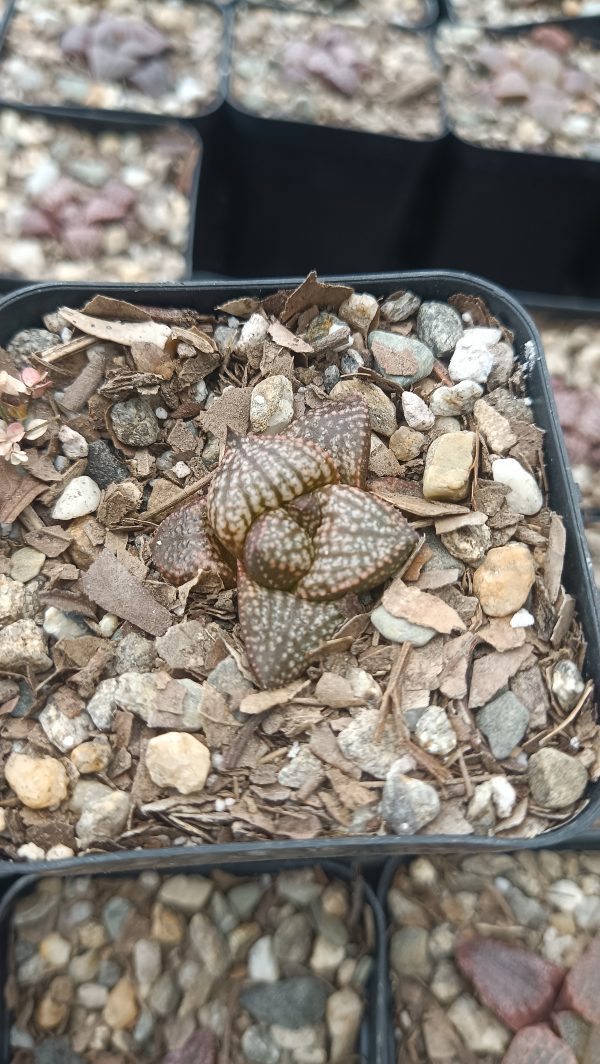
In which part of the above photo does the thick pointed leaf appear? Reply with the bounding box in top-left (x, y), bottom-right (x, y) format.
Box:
top-left (286, 397), bottom-right (370, 487)
top-left (237, 564), bottom-right (343, 688)
top-left (207, 434), bottom-right (338, 556)
top-left (243, 510), bottom-right (313, 590)
top-left (456, 937), bottom-right (565, 1032)
top-left (150, 499), bottom-right (234, 587)
top-left (296, 485), bottom-right (419, 602)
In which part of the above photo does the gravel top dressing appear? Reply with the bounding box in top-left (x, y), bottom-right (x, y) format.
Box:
top-left (230, 8), bottom-right (443, 139)
top-left (0, 273), bottom-right (597, 862)
top-left (448, 0), bottom-right (600, 26)
top-left (6, 866), bottom-right (374, 1061)
top-left (388, 850), bottom-right (600, 1063)
top-left (248, 0), bottom-right (431, 27)
top-left (0, 111), bottom-right (198, 283)
top-left (0, 0), bottom-right (224, 117)
top-left (437, 23), bottom-right (600, 158)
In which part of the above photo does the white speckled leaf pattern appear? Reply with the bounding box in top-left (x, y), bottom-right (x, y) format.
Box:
top-left (286, 396), bottom-right (370, 487)
top-left (296, 485), bottom-right (419, 602)
top-left (207, 434), bottom-right (339, 556)
top-left (237, 563), bottom-right (344, 689)
top-left (243, 510), bottom-right (313, 590)
top-left (150, 500), bottom-right (234, 587)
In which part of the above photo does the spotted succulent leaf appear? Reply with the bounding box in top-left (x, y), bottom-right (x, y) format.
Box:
top-left (296, 484), bottom-right (419, 602)
top-left (243, 510), bottom-right (313, 591)
top-left (286, 396), bottom-right (370, 487)
top-left (150, 499), bottom-right (234, 587)
top-left (207, 434), bottom-right (339, 557)
top-left (237, 563), bottom-right (344, 688)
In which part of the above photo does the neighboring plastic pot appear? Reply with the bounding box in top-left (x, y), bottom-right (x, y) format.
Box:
top-left (220, 9), bottom-right (449, 277)
top-left (0, 860), bottom-right (388, 1064)
top-left (0, 0), bottom-right (229, 135)
top-left (0, 270), bottom-right (597, 878)
top-left (442, 0), bottom-right (600, 33)
top-left (246, 0), bottom-right (440, 31)
top-left (430, 23), bottom-right (600, 296)
top-left (0, 109), bottom-right (203, 285)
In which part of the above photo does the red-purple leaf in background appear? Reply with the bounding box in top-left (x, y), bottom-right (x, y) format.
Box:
top-left (456, 937), bottom-right (565, 1031)
top-left (502, 1025), bottom-right (578, 1064)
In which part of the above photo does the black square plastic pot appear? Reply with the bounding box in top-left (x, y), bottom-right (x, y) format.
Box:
top-left (0, 860), bottom-right (388, 1064)
top-left (0, 109), bottom-right (203, 285)
top-left (0, 0), bottom-right (229, 137)
top-left (430, 23), bottom-right (600, 296)
top-left (0, 270), bottom-right (598, 879)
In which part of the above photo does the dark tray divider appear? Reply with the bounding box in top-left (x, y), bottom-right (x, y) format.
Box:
top-left (430, 21), bottom-right (600, 296)
top-left (0, 270), bottom-right (597, 877)
top-left (0, 108), bottom-right (203, 283)
top-left (0, 860), bottom-right (388, 1064)
top-left (0, 0), bottom-right (230, 134)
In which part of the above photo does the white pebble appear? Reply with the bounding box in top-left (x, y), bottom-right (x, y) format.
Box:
top-left (429, 380), bottom-right (483, 416)
top-left (43, 606), bottom-right (87, 640)
top-left (546, 879), bottom-right (584, 913)
top-left (236, 313), bottom-right (269, 356)
top-left (248, 936), bottom-right (279, 983)
top-left (401, 391), bottom-right (434, 431)
top-left (155, 407), bottom-right (169, 420)
top-left (99, 614), bottom-right (120, 638)
top-left (490, 775), bottom-right (517, 819)
top-left (58, 425), bottom-right (88, 459)
top-left (172, 461), bottom-right (191, 479)
top-left (448, 327), bottom-right (502, 385)
top-left (51, 476), bottom-right (101, 520)
top-left (16, 843), bottom-right (45, 861)
top-left (492, 457), bottom-right (543, 515)
top-left (46, 845), bottom-right (75, 860)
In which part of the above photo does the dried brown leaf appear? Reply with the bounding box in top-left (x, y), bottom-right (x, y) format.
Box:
top-left (440, 633), bottom-right (479, 700)
top-left (281, 271), bottom-right (353, 324)
top-left (373, 487), bottom-right (469, 519)
top-left (0, 464), bottom-right (45, 524)
top-left (478, 618), bottom-right (526, 652)
top-left (383, 581), bottom-right (466, 634)
top-left (82, 295), bottom-right (151, 321)
top-left (22, 525), bottom-right (72, 558)
top-left (268, 320), bottom-right (313, 354)
top-left (60, 307), bottom-right (170, 349)
top-left (82, 549), bottom-right (172, 636)
top-left (543, 513), bottom-right (566, 605)
top-left (468, 644), bottom-right (534, 709)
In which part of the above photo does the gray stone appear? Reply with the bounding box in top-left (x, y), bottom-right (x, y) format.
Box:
top-left (551, 659), bottom-right (585, 712)
top-left (390, 927), bottom-right (432, 979)
top-left (278, 747), bottom-right (324, 789)
top-left (370, 606), bottom-right (436, 647)
top-left (110, 397), bottom-right (159, 448)
top-left (9, 547), bottom-right (45, 582)
top-left (0, 574), bottom-right (25, 624)
top-left (369, 330), bottom-right (434, 386)
top-left (86, 440), bottom-right (130, 488)
top-left (33, 1038), bottom-right (84, 1064)
top-left (423, 531), bottom-right (465, 576)
top-left (381, 291), bottom-right (421, 322)
top-left (248, 936), bottom-right (280, 983)
top-left (415, 706), bottom-right (457, 757)
top-left (133, 939), bottom-right (162, 1000)
top-left (189, 913), bottom-right (230, 981)
top-left (417, 301), bottom-right (463, 357)
top-left (240, 977), bottom-right (330, 1029)
top-left (381, 764), bottom-right (440, 833)
top-left (39, 703), bottom-right (91, 753)
top-left (494, 879), bottom-right (546, 927)
top-left (87, 672), bottom-right (205, 732)
top-left (7, 328), bottom-right (59, 364)
top-left (476, 692), bottom-right (529, 759)
top-left (528, 748), bottom-right (588, 809)
top-left (273, 912), bottom-right (313, 965)
top-left (155, 621), bottom-right (208, 673)
top-left (337, 707), bottom-right (400, 778)
top-left (330, 379), bottom-right (397, 437)
top-left (323, 365), bottom-right (340, 393)
top-left (159, 875), bottom-right (212, 914)
top-left (0, 620), bottom-right (51, 673)
top-left (276, 869), bottom-right (322, 906)
top-left (242, 1027), bottom-right (280, 1064)
top-left (102, 897), bottom-right (133, 940)
top-left (206, 655), bottom-right (254, 710)
top-left (114, 633), bottom-right (157, 675)
top-left (228, 882), bottom-right (263, 921)
top-left (148, 971), bottom-right (180, 1017)
top-left (75, 790), bottom-right (131, 849)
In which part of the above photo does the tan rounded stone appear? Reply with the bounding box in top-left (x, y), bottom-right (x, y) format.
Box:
top-left (389, 426), bottom-right (425, 462)
top-left (151, 902), bottom-right (185, 944)
top-left (145, 732), bottom-right (210, 795)
top-left (423, 431), bottom-right (476, 502)
top-left (103, 976), bottom-right (138, 1030)
top-left (5, 753), bottom-right (68, 810)
top-left (472, 544), bottom-right (535, 617)
top-left (70, 739), bottom-right (112, 775)
top-left (35, 993), bottom-right (68, 1030)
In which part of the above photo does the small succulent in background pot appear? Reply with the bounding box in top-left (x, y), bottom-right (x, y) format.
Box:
top-left (151, 397), bottom-right (419, 688)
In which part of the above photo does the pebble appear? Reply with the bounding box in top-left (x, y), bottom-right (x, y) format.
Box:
top-left (326, 987), bottom-right (364, 1061)
top-left (371, 605), bottom-right (436, 646)
top-left (51, 476), bottom-right (101, 520)
top-left (310, 935), bottom-right (346, 979)
top-left (381, 764), bottom-right (441, 833)
top-left (9, 547), bottom-right (45, 582)
top-left (159, 875), bottom-right (213, 914)
top-left (429, 380), bottom-right (483, 416)
top-left (381, 290), bottom-right (421, 321)
top-left (472, 543), bottom-right (535, 616)
top-left (415, 706), bottom-right (457, 756)
top-left (417, 300), bottom-right (463, 356)
top-left (58, 425), bottom-right (88, 459)
top-left (110, 397), bottom-right (159, 447)
top-left (490, 775), bottom-right (517, 819)
top-left (85, 439), bottom-right (129, 488)
top-left (551, 659), bottom-right (585, 711)
top-left (430, 960), bottom-right (463, 1004)
top-left (237, 313), bottom-right (269, 356)
top-left (5, 753), bottom-right (68, 809)
top-left (337, 707), bottom-right (401, 777)
top-left (446, 994), bottom-right (511, 1056)
top-left (391, 927), bottom-right (432, 980)
top-left (323, 365), bottom-right (340, 393)
top-left (476, 691), bottom-right (530, 759)
top-left (39, 702), bottom-right (91, 753)
top-left (341, 349), bottom-right (365, 375)
top-left (473, 398), bottom-right (518, 454)
top-left (528, 748), bottom-right (588, 809)
top-left (240, 977), bottom-right (329, 1029)
top-left (145, 732), bottom-right (210, 795)
top-left (330, 379), bottom-right (397, 436)
top-left (339, 291), bottom-right (378, 333)
top-left (241, 1027), bottom-right (280, 1064)
top-left (492, 456), bottom-right (543, 515)
top-left (114, 632), bottom-right (157, 674)
top-left (70, 739), bottom-right (112, 774)
top-left (0, 574), bottom-right (26, 623)
top-left (546, 880), bottom-right (584, 914)
top-left (249, 936), bottom-right (280, 982)
top-left (401, 390), bottom-right (435, 430)
top-left (75, 790), bottom-right (131, 849)
top-left (389, 426), bottom-right (425, 461)
top-left (278, 747), bottom-right (324, 789)
top-left (43, 606), bottom-right (88, 640)
top-left (448, 327), bottom-right (502, 384)
top-left (441, 524), bottom-right (492, 566)
top-left (103, 976), bottom-right (138, 1030)
top-left (423, 431), bottom-right (476, 502)
top-left (250, 375), bottom-right (294, 434)
top-left (369, 330), bottom-right (434, 386)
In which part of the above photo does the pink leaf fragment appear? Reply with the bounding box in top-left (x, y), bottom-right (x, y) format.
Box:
top-left (502, 1025), bottom-right (577, 1064)
top-left (558, 933), bottom-right (600, 1024)
top-left (456, 937), bottom-right (565, 1031)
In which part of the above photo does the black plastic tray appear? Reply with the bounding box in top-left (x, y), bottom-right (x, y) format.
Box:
top-left (0, 270), bottom-right (598, 879)
top-left (378, 835), bottom-right (600, 1064)
top-left (430, 22), bottom-right (600, 296)
top-left (0, 859), bottom-right (387, 1064)
top-left (219, 8), bottom-right (449, 277)
top-left (0, 109), bottom-right (203, 285)
top-left (0, 0), bottom-right (229, 133)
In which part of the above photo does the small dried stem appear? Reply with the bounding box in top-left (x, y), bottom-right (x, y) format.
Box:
top-left (374, 642), bottom-right (411, 743)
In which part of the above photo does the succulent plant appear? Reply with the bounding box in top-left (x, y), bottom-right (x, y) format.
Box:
top-left (61, 16), bottom-right (171, 96)
top-left (282, 26), bottom-right (369, 97)
top-left (151, 398), bottom-right (418, 688)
